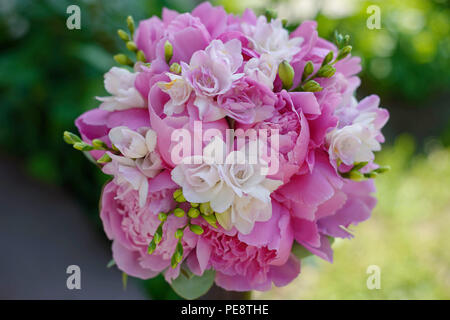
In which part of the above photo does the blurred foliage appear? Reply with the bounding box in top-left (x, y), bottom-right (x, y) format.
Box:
top-left (0, 0), bottom-right (449, 299)
top-left (256, 135), bottom-right (450, 299)
top-left (0, 0), bottom-right (203, 300)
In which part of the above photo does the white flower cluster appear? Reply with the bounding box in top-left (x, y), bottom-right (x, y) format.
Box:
top-left (103, 126), bottom-right (163, 207)
top-left (327, 96), bottom-right (386, 166)
top-left (171, 138), bottom-right (282, 234)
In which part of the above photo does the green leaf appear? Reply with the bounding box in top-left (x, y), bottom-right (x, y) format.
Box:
top-left (291, 243), bottom-right (313, 260)
top-left (170, 270), bottom-right (215, 300)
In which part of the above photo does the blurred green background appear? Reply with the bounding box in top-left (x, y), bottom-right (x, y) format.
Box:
top-left (0, 0), bottom-right (448, 299)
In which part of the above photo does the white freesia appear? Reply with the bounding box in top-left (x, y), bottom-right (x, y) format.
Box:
top-left (144, 128), bottom-right (157, 153)
top-left (103, 127), bottom-right (162, 206)
top-left (244, 53), bottom-right (278, 89)
top-left (242, 17), bottom-right (303, 63)
top-left (216, 196), bottom-right (273, 234)
top-left (327, 120), bottom-right (381, 165)
top-left (181, 39), bottom-right (244, 121)
top-left (171, 138), bottom-right (282, 234)
top-left (109, 126), bottom-right (148, 159)
top-left (157, 73), bottom-right (192, 116)
top-left (103, 154), bottom-right (149, 207)
top-left (171, 139), bottom-right (235, 212)
top-left (96, 67), bottom-right (145, 111)
top-left (136, 152), bottom-right (163, 178)
top-left (206, 39), bottom-right (243, 74)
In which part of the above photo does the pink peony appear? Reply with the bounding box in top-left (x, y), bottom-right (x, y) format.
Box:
top-left (100, 171), bottom-right (198, 281)
top-left (187, 201), bottom-right (299, 291)
top-left (217, 77), bottom-right (276, 124)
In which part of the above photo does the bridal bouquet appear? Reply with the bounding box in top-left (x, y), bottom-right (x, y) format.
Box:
top-left (64, 2), bottom-right (389, 298)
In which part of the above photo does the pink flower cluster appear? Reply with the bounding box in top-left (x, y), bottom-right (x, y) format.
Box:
top-left (74, 2), bottom-right (388, 292)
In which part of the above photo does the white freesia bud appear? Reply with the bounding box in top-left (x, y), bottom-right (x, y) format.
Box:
top-left (96, 67), bottom-right (145, 111)
top-left (109, 126), bottom-right (148, 159)
top-left (157, 73), bottom-right (192, 116)
top-left (327, 122), bottom-right (381, 166)
top-left (244, 53), bottom-right (277, 89)
top-left (242, 17), bottom-right (303, 63)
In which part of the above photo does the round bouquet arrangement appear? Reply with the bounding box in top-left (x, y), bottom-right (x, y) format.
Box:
top-left (64, 2), bottom-right (389, 298)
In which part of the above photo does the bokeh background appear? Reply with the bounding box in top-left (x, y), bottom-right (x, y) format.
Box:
top-left (0, 0), bottom-right (449, 299)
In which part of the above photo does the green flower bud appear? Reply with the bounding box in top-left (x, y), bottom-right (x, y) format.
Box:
top-left (364, 171), bottom-right (378, 179)
top-left (158, 212), bottom-right (167, 222)
top-left (336, 45), bottom-right (352, 61)
top-left (153, 232), bottom-right (162, 245)
top-left (264, 9), bottom-right (277, 22)
top-left (147, 239), bottom-right (156, 255)
top-left (96, 153), bottom-right (112, 164)
top-left (188, 207), bottom-right (200, 219)
top-left (73, 142), bottom-right (94, 151)
top-left (111, 144), bottom-right (120, 152)
top-left (348, 170), bottom-right (365, 181)
top-left (126, 16), bottom-right (135, 35)
top-left (169, 62), bottom-right (182, 74)
top-left (126, 41), bottom-right (137, 52)
top-left (175, 241), bottom-right (184, 263)
top-left (352, 161), bottom-right (368, 171)
top-left (316, 65), bottom-right (336, 78)
top-left (171, 254), bottom-right (178, 268)
top-left (334, 30), bottom-right (344, 48)
top-left (63, 131), bottom-right (82, 145)
top-left (117, 29), bottom-right (130, 42)
top-left (281, 18), bottom-right (288, 28)
top-left (106, 259), bottom-right (115, 268)
top-left (175, 228), bottom-right (184, 239)
top-left (154, 224), bottom-right (163, 244)
top-left (302, 61), bottom-right (314, 82)
top-left (202, 213), bottom-right (218, 228)
top-left (190, 202), bottom-right (199, 208)
top-left (189, 224), bottom-right (204, 235)
top-left (136, 50), bottom-right (146, 62)
top-left (278, 60), bottom-right (294, 90)
top-left (343, 34), bottom-right (350, 45)
top-left (173, 208), bottom-right (185, 218)
top-left (322, 51), bottom-right (334, 66)
top-left (164, 40), bottom-right (173, 64)
top-left (199, 202), bottom-right (213, 215)
top-left (92, 139), bottom-right (108, 149)
top-left (173, 189), bottom-right (186, 202)
top-left (374, 165), bottom-right (390, 174)
top-left (114, 54), bottom-right (133, 66)
top-left (302, 80), bottom-right (323, 92)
